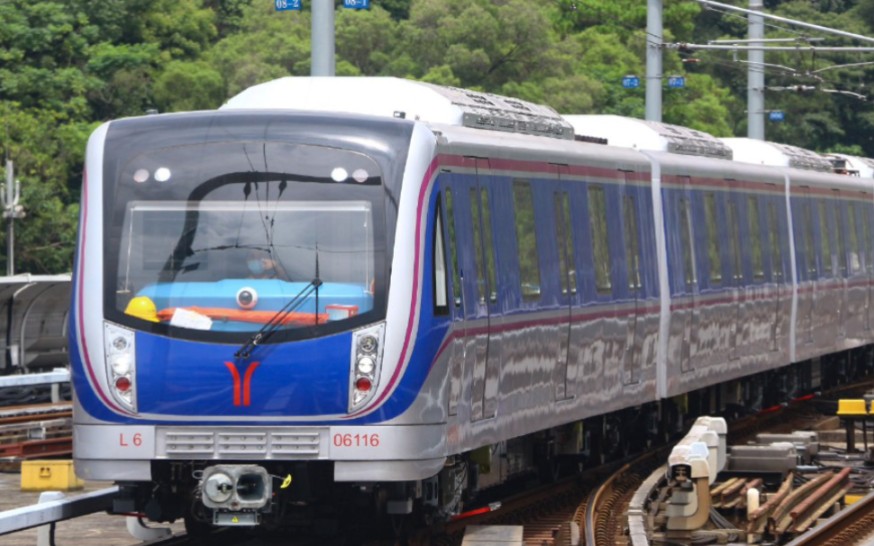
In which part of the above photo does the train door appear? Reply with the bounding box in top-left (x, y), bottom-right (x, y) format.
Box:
top-left (847, 200), bottom-right (865, 337)
top-left (552, 168), bottom-right (574, 400)
top-left (799, 187), bottom-right (815, 343)
top-left (469, 159), bottom-right (499, 421)
top-left (622, 176), bottom-right (642, 385)
top-left (832, 193), bottom-right (848, 338)
top-left (862, 203), bottom-right (874, 331)
top-left (768, 200), bottom-right (783, 351)
top-left (726, 193), bottom-right (743, 361)
top-left (817, 198), bottom-right (836, 340)
top-left (678, 182), bottom-right (698, 373)
top-left (440, 184), bottom-right (465, 416)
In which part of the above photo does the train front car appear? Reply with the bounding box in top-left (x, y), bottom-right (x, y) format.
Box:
top-left (69, 102), bottom-right (444, 530)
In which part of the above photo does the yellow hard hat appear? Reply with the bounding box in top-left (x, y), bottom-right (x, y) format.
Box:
top-left (124, 296), bottom-right (159, 323)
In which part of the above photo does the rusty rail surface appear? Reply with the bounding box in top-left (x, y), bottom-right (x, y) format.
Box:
top-left (783, 492), bottom-right (874, 546)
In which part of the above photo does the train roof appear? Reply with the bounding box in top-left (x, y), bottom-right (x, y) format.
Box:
top-left (721, 137), bottom-right (833, 173)
top-left (826, 153), bottom-right (874, 178)
top-left (433, 121), bottom-right (649, 171)
top-left (222, 77), bottom-right (575, 141)
top-left (562, 115), bottom-right (733, 160)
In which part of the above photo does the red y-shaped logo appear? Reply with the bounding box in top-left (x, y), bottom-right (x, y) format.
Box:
top-left (225, 361), bottom-right (261, 407)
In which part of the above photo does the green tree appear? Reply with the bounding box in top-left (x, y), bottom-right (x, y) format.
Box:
top-left (206, 3), bottom-right (310, 97)
top-left (335, 6), bottom-right (401, 75)
top-left (153, 61), bottom-right (226, 112)
top-left (140, 0), bottom-right (218, 60)
top-left (400, 0), bottom-right (576, 92)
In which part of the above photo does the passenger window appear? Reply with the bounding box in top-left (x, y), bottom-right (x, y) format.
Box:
top-left (818, 200), bottom-right (832, 277)
top-left (833, 196), bottom-right (846, 277)
top-left (623, 194), bottom-right (641, 292)
top-left (848, 203), bottom-right (860, 274)
top-left (588, 185), bottom-right (612, 294)
top-left (469, 188), bottom-right (487, 304)
top-left (748, 197), bottom-right (764, 281)
top-left (768, 202), bottom-right (782, 281)
top-left (433, 198), bottom-right (448, 313)
top-left (480, 188), bottom-right (497, 303)
top-left (444, 188), bottom-right (462, 305)
top-left (679, 198), bottom-right (695, 286)
top-left (803, 202), bottom-right (816, 278)
top-left (727, 199), bottom-right (742, 281)
top-left (513, 180), bottom-right (541, 300)
top-left (861, 204), bottom-right (872, 273)
top-left (704, 193), bottom-right (722, 284)
top-left (554, 192), bottom-right (576, 295)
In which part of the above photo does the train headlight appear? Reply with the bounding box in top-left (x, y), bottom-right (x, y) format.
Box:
top-left (109, 353), bottom-right (132, 375)
top-left (104, 322), bottom-right (137, 413)
top-left (349, 323), bottom-right (385, 412)
top-left (357, 356), bottom-right (375, 375)
top-left (358, 335), bottom-right (378, 354)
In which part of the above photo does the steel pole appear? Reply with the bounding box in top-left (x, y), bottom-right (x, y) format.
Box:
top-left (5, 160), bottom-right (13, 276)
top-left (646, 0), bottom-right (663, 121)
top-left (748, 0), bottom-right (765, 140)
top-left (311, 0), bottom-right (335, 76)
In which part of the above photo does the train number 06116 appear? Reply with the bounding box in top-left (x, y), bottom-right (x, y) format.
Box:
top-left (332, 433), bottom-right (380, 448)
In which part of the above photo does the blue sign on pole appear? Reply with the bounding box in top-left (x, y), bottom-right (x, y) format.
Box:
top-left (769, 111), bottom-right (785, 122)
top-left (275, 0), bottom-right (301, 11)
top-left (667, 76), bottom-right (686, 89)
top-left (344, 0), bottom-right (370, 8)
top-left (622, 75), bottom-right (640, 89)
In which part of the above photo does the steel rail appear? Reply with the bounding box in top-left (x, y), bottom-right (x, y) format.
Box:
top-left (783, 491), bottom-right (874, 546)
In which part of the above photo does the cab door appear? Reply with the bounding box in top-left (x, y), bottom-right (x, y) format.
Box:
top-left (439, 182), bottom-right (465, 417)
top-left (455, 158), bottom-right (499, 422)
top-left (474, 159), bottom-right (501, 420)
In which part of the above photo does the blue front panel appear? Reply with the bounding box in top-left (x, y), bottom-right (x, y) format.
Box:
top-left (135, 329), bottom-right (351, 416)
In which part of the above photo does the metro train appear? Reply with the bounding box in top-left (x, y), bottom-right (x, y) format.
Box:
top-left (70, 77), bottom-right (874, 532)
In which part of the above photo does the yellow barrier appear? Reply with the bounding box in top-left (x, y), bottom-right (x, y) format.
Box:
top-left (21, 460), bottom-right (84, 492)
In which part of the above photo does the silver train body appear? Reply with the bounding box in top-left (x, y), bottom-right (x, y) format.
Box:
top-left (70, 78), bottom-right (873, 526)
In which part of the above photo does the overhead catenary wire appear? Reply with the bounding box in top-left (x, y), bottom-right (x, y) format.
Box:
top-left (669, 1), bottom-right (874, 100)
top-left (696, 0), bottom-right (874, 44)
top-left (567, 0), bottom-right (870, 105)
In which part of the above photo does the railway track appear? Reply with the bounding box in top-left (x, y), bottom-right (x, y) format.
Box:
top-left (580, 451), bottom-right (666, 546)
top-left (783, 492), bottom-right (874, 546)
top-left (6, 378), bottom-right (874, 545)
top-left (0, 402), bottom-right (72, 466)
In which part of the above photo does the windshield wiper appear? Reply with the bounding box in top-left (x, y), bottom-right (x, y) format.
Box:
top-left (235, 247), bottom-right (323, 360)
top-left (234, 276), bottom-right (322, 359)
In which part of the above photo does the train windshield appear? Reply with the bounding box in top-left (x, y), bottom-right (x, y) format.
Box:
top-left (106, 140), bottom-right (386, 340)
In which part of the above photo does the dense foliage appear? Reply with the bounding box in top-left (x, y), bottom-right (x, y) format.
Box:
top-left (1, 0), bottom-right (873, 273)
